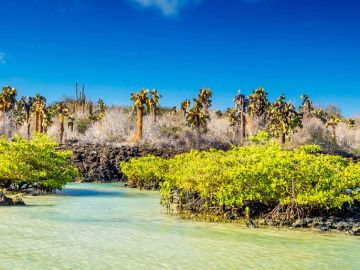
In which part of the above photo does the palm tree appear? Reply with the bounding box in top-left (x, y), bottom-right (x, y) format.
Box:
top-left (55, 102), bottom-right (69, 143)
top-left (180, 99), bottom-right (190, 116)
top-left (33, 94), bottom-right (46, 133)
top-left (147, 89), bottom-right (161, 123)
top-left (267, 94), bottom-right (303, 144)
top-left (300, 94), bottom-right (312, 115)
top-left (131, 89), bottom-right (149, 142)
top-left (19, 96), bottom-right (34, 138)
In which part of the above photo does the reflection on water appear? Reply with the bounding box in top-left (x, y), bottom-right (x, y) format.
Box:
top-left (0, 183), bottom-right (359, 269)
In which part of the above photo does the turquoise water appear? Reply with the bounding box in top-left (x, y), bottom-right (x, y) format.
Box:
top-left (0, 183), bottom-right (359, 270)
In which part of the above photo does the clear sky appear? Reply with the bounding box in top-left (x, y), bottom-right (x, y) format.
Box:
top-left (0, 0), bottom-right (359, 115)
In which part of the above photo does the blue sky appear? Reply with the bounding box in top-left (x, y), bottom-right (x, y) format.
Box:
top-left (0, 0), bottom-right (359, 115)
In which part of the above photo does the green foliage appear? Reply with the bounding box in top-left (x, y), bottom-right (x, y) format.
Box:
top-left (267, 94), bottom-right (303, 143)
top-left (247, 88), bottom-right (270, 117)
top-left (0, 134), bottom-right (78, 192)
top-left (249, 131), bottom-right (272, 144)
top-left (76, 118), bottom-right (91, 134)
top-left (121, 155), bottom-right (168, 189)
top-left (300, 94), bottom-right (313, 115)
top-left (185, 88), bottom-right (212, 132)
top-left (121, 143), bottom-right (360, 219)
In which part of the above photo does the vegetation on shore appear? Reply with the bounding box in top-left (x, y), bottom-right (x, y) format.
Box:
top-left (0, 134), bottom-right (78, 193)
top-left (1, 84), bottom-right (359, 156)
top-left (1, 83), bottom-right (360, 221)
top-left (121, 133), bottom-right (360, 222)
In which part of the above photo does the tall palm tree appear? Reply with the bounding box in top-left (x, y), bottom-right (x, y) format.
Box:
top-left (33, 94), bottom-right (47, 133)
top-left (55, 102), bottom-right (69, 143)
top-left (131, 89), bottom-right (149, 142)
top-left (267, 94), bottom-right (303, 144)
top-left (19, 96), bottom-right (34, 138)
top-left (180, 99), bottom-right (190, 117)
top-left (147, 89), bottom-right (161, 123)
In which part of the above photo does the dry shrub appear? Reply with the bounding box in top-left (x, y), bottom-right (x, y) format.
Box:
top-left (0, 112), bottom-right (14, 137)
top-left (335, 122), bottom-right (360, 149)
top-left (141, 111), bottom-right (234, 150)
top-left (246, 115), bottom-right (265, 137)
top-left (289, 117), bottom-right (327, 147)
top-left (77, 107), bottom-right (135, 144)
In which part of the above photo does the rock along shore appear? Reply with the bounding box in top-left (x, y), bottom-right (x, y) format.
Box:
top-left (59, 142), bottom-right (182, 182)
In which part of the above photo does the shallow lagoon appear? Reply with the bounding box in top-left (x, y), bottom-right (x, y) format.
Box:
top-left (0, 183), bottom-right (359, 269)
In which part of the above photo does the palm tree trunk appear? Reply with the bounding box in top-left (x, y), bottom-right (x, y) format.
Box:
top-left (137, 108), bottom-right (143, 141)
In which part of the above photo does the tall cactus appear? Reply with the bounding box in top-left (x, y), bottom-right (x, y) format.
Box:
top-left (267, 94), bottom-right (303, 144)
top-left (131, 89), bottom-right (149, 142)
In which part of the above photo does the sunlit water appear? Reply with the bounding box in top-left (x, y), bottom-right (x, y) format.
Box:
top-left (0, 183), bottom-right (359, 270)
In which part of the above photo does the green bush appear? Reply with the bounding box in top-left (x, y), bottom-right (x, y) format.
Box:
top-left (121, 143), bottom-right (360, 220)
top-left (0, 134), bottom-right (78, 192)
top-left (121, 155), bottom-right (168, 189)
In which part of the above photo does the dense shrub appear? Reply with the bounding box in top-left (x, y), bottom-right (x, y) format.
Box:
top-left (121, 155), bottom-right (168, 189)
top-left (0, 134), bottom-right (78, 192)
top-left (121, 143), bottom-right (360, 220)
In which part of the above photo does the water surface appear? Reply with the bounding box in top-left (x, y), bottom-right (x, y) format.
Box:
top-left (0, 183), bottom-right (359, 269)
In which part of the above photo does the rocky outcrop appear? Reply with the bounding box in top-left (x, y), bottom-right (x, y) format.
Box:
top-left (256, 216), bottom-right (360, 235)
top-left (0, 192), bottom-right (25, 206)
top-left (60, 142), bottom-right (182, 182)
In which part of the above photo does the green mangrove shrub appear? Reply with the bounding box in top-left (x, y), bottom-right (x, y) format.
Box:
top-left (0, 134), bottom-right (78, 192)
top-left (121, 155), bottom-right (168, 189)
top-left (121, 143), bottom-right (360, 220)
